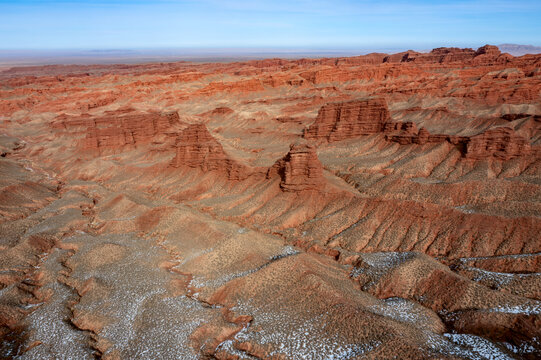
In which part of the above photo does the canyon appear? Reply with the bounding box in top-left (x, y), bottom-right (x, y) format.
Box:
top-left (0, 44), bottom-right (540, 359)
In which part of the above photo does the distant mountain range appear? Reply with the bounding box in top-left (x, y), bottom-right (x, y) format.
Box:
top-left (498, 44), bottom-right (541, 56)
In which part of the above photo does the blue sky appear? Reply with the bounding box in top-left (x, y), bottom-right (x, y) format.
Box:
top-left (0, 0), bottom-right (540, 49)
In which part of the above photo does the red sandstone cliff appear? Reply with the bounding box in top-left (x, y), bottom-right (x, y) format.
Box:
top-left (383, 123), bottom-right (533, 160)
top-left (304, 98), bottom-right (390, 142)
top-left (170, 123), bottom-right (250, 180)
top-left (305, 98), bottom-right (535, 161)
top-left (383, 45), bottom-right (506, 65)
top-left (267, 143), bottom-right (325, 192)
top-left (52, 110), bottom-right (181, 155)
top-left (464, 127), bottom-right (531, 160)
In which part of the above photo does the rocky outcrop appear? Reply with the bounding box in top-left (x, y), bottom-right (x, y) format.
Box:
top-left (198, 106), bottom-right (234, 117)
top-left (304, 98), bottom-right (390, 142)
top-left (83, 111), bottom-right (180, 155)
top-left (383, 124), bottom-right (463, 145)
top-left (421, 47), bottom-right (477, 63)
top-left (305, 101), bottom-right (453, 146)
top-left (170, 123), bottom-right (250, 180)
top-left (475, 44), bottom-right (501, 57)
top-left (472, 45), bottom-right (511, 65)
top-left (464, 127), bottom-right (531, 160)
top-left (275, 116), bottom-right (307, 125)
top-left (383, 123), bottom-right (532, 159)
top-left (267, 144), bottom-right (325, 192)
top-left (262, 73), bottom-right (308, 87)
top-left (306, 99), bottom-right (534, 161)
top-left (383, 45), bottom-right (504, 64)
top-left (52, 110), bottom-right (181, 155)
top-left (384, 48), bottom-right (476, 64)
top-left (196, 79), bottom-right (264, 96)
top-left (383, 121), bottom-right (421, 144)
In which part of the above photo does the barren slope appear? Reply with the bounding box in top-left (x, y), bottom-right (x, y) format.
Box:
top-left (1, 45), bottom-right (540, 359)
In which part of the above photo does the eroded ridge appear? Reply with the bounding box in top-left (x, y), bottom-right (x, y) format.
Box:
top-left (1, 45), bottom-right (540, 359)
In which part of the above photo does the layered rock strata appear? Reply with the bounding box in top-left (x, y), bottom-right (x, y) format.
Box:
top-left (464, 127), bottom-right (531, 160)
top-left (170, 123), bottom-right (250, 181)
top-left (53, 110), bottom-right (181, 155)
top-left (384, 124), bottom-right (532, 160)
top-left (304, 98), bottom-right (390, 142)
top-left (383, 44), bottom-right (506, 64)
top-left (308, 99), bottom-right (534, 160)
top-left (268, 143), bottom-right (325, 192)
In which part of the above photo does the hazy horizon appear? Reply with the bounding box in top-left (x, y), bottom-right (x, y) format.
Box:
top-left (0, 47), bottom-right (417, 67)
top-left (1, 0), bottom-right (540, 67)
top-left (2, 43), bottom-right (541, 68)
top-left (1, 0), bottom-right (540, 50)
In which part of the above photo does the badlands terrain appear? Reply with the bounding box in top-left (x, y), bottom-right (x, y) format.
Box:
top-left (0, 45), bottom-right (540, 359)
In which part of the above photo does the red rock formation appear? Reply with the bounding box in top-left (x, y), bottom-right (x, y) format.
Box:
top-left (304, 98), bottom-right (390, 142)
top-left (82, 111), bottom-right (180, 155)
top-left (196, 79), bottom-right (264, 95)
top-left (421, 47), bottom-right (477, 63)
top-left (274, 116), bottom-right (307, 125)
top-left (306, 97), bottom-right (534, 161)
top-left (464, 127), bottom-right (531, 160)
top-left (383, 121), bottom-right (418, 134)
top-left (383, 123), bottom-right (533, 160)
top-left (268, 143), bottom-right (325, 192)
top-left (381, 51), bottom-right (414, 63)
top-left (502, 113), bottom-right (532, 121)
top-left (382, 121), bottom-right (420, 144)
top-left (262, 73), bottom-right (308, 87)
top-left (199, 106), bottom-right (234, 117)
top-left (305, 99), bottom-right (534, 161)
top-left (2, 48), bottom-right (541, 360)
top-left (170, 123), bottom-right (250, 180)
top-left (383, 45), bottom-right (504, 65)
top-left (298, 67), bottom-right (353, 84)
top-left (331, 53), bottom-right (388, 66)
top-left (384, 124), bottom-right (452, 145)
top-left (298, 66), bottom-right (425, 84)
top-left (475, 45), bottom-right (501, 57)
top-left (51, 110), bottom-right (181, 155)
top-left (384, 48), bottom-right (474, 63)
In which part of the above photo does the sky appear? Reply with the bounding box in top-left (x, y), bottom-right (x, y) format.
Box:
top-left (0, 0), bottom-right (540, 50)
